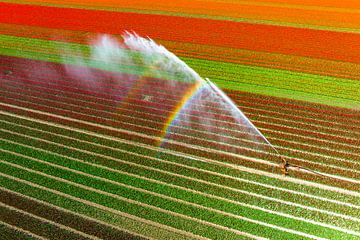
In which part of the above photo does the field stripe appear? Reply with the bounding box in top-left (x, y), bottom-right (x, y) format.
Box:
top-left (0, 187), bottom-right (167, 240)
top-left (4, 23), bottom-right (360, 84)
top-left (0, 125), bottom-right (356, 204)
top-left (0, 221), bottom-right (48, 240)
top-left (1, 90), bottom-right (359, 182)
top-left (2, 70), bottom-right (358, 143)
top-left (2, 88), bottom-right (358, 172)
top-left (1, 107), bottom-right (359, 198)
top-left (0, 202), bottom-right (101, 240)
top-left (0, 102), bottom-right (281, 174)
top-left (0, 173), bottom-right (217, 240)
top-left (0, 164), bottom-right (272, 239)
top-left (2, 146), bottom-right (360, 236)
top-left (1, 85), bottom-right (358, 169)
top-left (2, 129), bottom-right (360, 225)
top-left (1, 1), bottom-right (360, 238)
top-left (1, 93), bottom-right (359, 182)
top-left (6, 134), bottom-right (360, 215)
top-left (1, 36), bottom-right (360, 108)
top-left (4, 0), bottom-right (360, 33)
top-left (1, 83), bottom-right (359, 161)
top-left (4, 72), bottom-right (357, 137)
top-left (239, 106), bottom-right (360, 135)
top-left (1, 131), bottom-right (347, 215)
top-left (2, 74), bottom-right (359, 159)
top-left (1, 160), bottom-right (345, 239)
top-left (2, 77), bottom-right (359, 146)
top-left (1, 82), bottom-right (358, 152)
top-left (2, 134), bottom-right (358, 216)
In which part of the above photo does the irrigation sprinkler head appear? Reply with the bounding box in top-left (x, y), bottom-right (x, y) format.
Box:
top-left (279, 156), bottom-right (289, 176)
top-left (280, 162), bottom-right (289, 176)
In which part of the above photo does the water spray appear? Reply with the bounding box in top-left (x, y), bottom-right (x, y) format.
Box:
top-left (202, 78), bottom-right (354, 179)
top-left (58, 31), bottom-right (355, 181)
top-left (204, 78), bottom-right (289, 175)
top-left (64, 31), bottom-right (290, 175)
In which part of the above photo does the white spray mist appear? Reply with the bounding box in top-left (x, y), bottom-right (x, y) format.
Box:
top-left (60, 31), bottom-right (281, 166)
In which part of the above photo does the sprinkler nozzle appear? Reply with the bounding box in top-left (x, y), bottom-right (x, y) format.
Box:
top-left (279, 156), bottom-right (289, 176)
top-left (281, 162), bottom-right (289, 176)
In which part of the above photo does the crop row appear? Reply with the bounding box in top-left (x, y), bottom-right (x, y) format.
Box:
top-left (2, 79), bottom-right (359, 172)
top-left (0, 187), bottom-right (147, 240)
top-left (0, 127), bottom-right (358, 238)
top-left (1, 82), bottom-right (360, 176)
top-left (4, 2), bottom-right (360, 65)
top-left (1, 68), bottom-right (358, 180)
top-left (232, 96), bottom-right (360, 128)
top-left (3, 55), bottom-right (360, 134)
top-left (237, 104), bottom-right (360, 134)
top-left (4, 34), bottom-right (360, 97)
top-left (183, 57), bottom-right (360, 93)
top-left (4, 22), bottom-right (360, 87)
top-left (0, 103), bottom-right (281, 178)
top-left (1, 100), bottom-right (358, 190)
top-left (0, 92), bottom-right (359, 192)
top-left (2, 64), bottom-right (360, 156)
top-left (0, 155), bottom-right (336, 240)
top-left (2, 74), bottom-right (360, 159)
top-left (0, 177), bottom-right (205, 240)
top-left (2, 110), bottom-right (358, 206)
top-left (2, 56), bottom-right (358, 137)
top-left (160, 40), bottom-right (360, 81)
top-left (3, 52), bottom-right (358, 125)
top-left (4, 19), bottom-right (360, 89)
top-left (2, 77), bottom-right (360, 162)
top-left (3, 34), bottom-right (360, 106)
top-left (1, 94), bottom-right (358, 237)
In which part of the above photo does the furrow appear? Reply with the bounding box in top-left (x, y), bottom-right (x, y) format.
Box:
top-left (1, 107), bottom-right (359, 199)
top-left (0, 162), bottom-right (281, 240)
top-left (0, 173), bottom-right (219, 240)
top-left (2, 127), bottom-right (360, 227)
top-left (0, 202), bottom-right (100, 240)
top-left (0, 221), bottom-right (48, 240)
top-left (2, 147), bottom-right (360, 237)
top-left (1, 90), bottom-right (359, 179)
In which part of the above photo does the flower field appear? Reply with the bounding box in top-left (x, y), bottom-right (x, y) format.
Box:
top-left (0, 1), bottom-right (359, 239)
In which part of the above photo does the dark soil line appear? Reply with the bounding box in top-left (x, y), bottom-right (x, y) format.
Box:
top-left (0, 188), bottom-right (146, 240)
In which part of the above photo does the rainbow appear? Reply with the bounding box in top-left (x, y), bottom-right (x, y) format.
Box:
top-left (158, 79), bottom-right (203, 146)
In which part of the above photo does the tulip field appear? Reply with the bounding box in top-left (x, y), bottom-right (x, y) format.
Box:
top-left (0, 1), bottom-right (359, 239)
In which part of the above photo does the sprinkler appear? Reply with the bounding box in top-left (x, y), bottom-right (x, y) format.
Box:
top-left (280, 157), bottom-right (289, 176)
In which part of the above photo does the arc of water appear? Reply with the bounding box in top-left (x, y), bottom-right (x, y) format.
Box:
top-left (204, 78), bottom-right (288, 174)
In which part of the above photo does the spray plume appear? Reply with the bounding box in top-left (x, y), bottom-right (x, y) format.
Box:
top-left (61, 32), bottom-right (286, 174)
